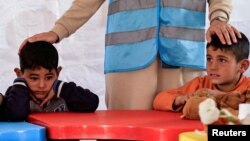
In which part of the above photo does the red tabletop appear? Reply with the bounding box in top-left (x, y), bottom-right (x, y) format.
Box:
top-left (28, 110), bottom-right (203, 141)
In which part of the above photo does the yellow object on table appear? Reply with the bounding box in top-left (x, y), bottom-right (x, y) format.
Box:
top-left (179, 131), bottom-right (207, 141)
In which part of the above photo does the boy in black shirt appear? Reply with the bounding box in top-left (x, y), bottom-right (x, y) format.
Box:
top-left (2, 41), bottom-right (99, 121)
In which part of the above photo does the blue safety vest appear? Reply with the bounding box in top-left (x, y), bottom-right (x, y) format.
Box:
top-left (105, 0), bottom-right (206, 73)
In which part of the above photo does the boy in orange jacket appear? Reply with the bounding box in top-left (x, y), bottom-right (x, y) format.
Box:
top-left (153, 32), bottom-right (250, 119)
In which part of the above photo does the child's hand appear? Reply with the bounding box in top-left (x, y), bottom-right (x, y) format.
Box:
top-left (29, 93), bottom-right (41, 105)
top-left (39, 89), bottom-right (55, 107)
top-left (174, 95), bottom-right (189, 109)
top-left (182, 96), bottom-right (209, 119)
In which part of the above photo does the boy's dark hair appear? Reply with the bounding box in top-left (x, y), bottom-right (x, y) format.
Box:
top-left (19, 41), bottom-right (58, 72)
top-left (207, 32), bottom-right (250, 62)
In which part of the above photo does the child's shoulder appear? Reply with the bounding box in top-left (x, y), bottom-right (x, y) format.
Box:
top-left (242, 75), bottom-right (250, 82)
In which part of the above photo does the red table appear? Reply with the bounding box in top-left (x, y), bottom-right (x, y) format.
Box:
top-left (28, 110), bottom-right (203, 141)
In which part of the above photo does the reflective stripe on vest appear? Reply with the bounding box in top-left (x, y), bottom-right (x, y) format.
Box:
top-left (105, 0), bottom-right (206, 73)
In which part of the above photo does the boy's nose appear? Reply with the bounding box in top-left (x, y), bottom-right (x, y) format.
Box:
top-left (39, 80), bottom-right (45, 88)
top-left (210, 62), bottom-right (218, 69)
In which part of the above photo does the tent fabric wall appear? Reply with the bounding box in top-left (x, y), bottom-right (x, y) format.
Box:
top-left (0, 0), bottom-right (249, 110)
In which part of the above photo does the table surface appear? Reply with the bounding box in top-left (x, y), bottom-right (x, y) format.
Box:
top-left (0, 122), bottom-right (46, 141)
top-left (28, 110), bottom-right (203, 141)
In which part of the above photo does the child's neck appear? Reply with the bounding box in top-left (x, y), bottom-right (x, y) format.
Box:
top-left (215, 74), bottom-right (242, 92)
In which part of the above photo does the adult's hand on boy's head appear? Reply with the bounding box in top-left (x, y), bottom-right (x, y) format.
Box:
top-left (27, 31), bottom-right (59, 43)
top-left (18, 31), bottom-right (59, 54)
top-left (206, 20), bottom-right (241, 45)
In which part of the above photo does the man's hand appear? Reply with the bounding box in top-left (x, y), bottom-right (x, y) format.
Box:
top-left (18, 31), bottom-right (59, 54)
top-left (206, 20), bottom-right (241, 45)
top-left (27, 31), bottom-right (59, 43)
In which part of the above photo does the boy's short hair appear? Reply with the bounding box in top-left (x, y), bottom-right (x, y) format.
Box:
top-left (19, 41), bottom-right (58, 71)
top-left (207, 32), bottom-right (250, 62)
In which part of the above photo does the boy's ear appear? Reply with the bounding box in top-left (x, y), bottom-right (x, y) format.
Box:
top-left (56, 66), bottom-right (62, 76)
top-left (239, 59), bottom-right (249, 73)
top-left (14, 68), bottom-right (22, 77)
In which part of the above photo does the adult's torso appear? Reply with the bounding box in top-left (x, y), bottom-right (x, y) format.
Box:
top-left (105, 0), bottom-right (206, 73)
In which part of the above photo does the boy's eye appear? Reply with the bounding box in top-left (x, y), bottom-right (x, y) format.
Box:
top-left (218, 58), bottom-right (226, 63)
top-left (46, 76), bottom-right (53, 80)
top-left (30, 77), bottom-right (38, 81)
top-left (206, 57), bottom-right (212, 62)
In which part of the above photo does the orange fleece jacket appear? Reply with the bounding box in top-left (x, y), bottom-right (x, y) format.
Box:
top-left (153, 75), bottom-right (250, 112)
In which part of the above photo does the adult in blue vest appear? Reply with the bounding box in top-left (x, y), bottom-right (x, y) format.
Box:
top-left (21, 0), bottom-right (241, 110)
